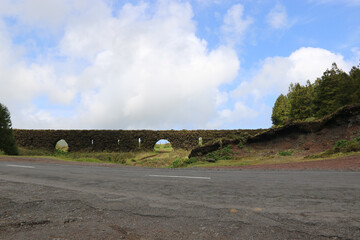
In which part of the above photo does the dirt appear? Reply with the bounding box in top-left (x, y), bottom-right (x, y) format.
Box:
top-left (211, 154), bottom-right (360, 171)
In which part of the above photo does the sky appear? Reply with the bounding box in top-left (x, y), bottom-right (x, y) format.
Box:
top-left (0, 0), bottom-right (359, 130)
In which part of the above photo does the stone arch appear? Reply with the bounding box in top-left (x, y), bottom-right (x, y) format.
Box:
top-left (154, 139), bottom-right (173, 152)
top-left (55, 139), bottom-right (69, 152)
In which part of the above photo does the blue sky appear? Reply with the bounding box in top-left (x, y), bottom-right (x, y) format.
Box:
top-left (0, 0), bottom-right (359, 130)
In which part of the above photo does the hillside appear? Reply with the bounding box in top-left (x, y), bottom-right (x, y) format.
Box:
top-left (189, 104), bottom-right (360, 159)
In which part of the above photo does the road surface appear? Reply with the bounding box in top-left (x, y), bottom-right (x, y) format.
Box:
top-left (0, 158), bottom-right (359, 239)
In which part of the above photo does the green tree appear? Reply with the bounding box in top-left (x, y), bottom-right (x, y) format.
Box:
top-left (0, 103), bottom-right (18, 155)
top-left (313, 63), bottom-right (347, 118)
top-left (271, 62), bottom-right (360, 125)
top-left (271, 94), bottom-right (291, 126)
top-left (287, 81), bottom-right (314, 121)
top-left (349, 65), bottom-right (360, 103)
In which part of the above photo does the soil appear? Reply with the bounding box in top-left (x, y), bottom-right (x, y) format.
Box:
top-left (210, 154), bottom-right (360, 171)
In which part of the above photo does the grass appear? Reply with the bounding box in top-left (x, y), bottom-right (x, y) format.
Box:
top-left (13, 146), bottom-right (189, 168)
top-left (154, 143), bottom-right (173, 152)
top-left (278, 150), bottom-right (293, 156)
top-left (306, 137), bottom-right (360, 159)
top-left (8, 136), bottom-right (360, 168)
top-left (189, 155), bottom-right (303, 168)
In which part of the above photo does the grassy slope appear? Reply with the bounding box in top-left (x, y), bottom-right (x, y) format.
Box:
top-left (12, 145), bottom-right (189, 168)
top-left (3, 141), bottom-right (360, 168)
top-left (189, 151), bottom-right (360, 168)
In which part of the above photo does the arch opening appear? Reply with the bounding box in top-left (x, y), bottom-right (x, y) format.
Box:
top-left (154, 139), bottom-right (173, 152)
top-left (138, 138), bottom-right (141, 148)
top-left (55, 139), bottom-right (69, 152)
top-left (199, 137), bottom-right (203, 146)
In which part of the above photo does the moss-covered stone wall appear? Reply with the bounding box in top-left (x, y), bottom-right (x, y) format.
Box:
top-left (13, 129), bottom-right (262, 152)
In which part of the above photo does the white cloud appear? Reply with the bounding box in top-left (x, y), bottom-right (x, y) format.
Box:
top-left (266, 3), bottom-right (291, 29)
top-left (221, 4), bottom-right (253, 46)
top-left (222, 47), bottom-right (354, 128)
top-left (0, 0), bottom-right (240, 129)
top-left (232, 47), bottom-right (353, 102)
top-left (208, 101), bottom-right (260, 128)
top-left (0, 0), bottom-right (108, 31)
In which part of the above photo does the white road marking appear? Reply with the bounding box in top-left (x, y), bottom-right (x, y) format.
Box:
top-left (6, 164), bottom-right (35, 169)
top-left (148, 175), bottom-right (210, 180)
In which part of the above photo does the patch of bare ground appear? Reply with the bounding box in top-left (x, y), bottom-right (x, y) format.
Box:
top-left (210, 154), bottom-right (360, 170)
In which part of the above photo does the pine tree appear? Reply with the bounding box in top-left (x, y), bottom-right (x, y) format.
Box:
top-left (271, 94), bottom-right (291, 126)
top-left (0, 103), bottom-right (18, 155)
top-left (271, 63), bottom-right (360, 125)
top-left (287, 81), bottom-right (314, 121)
top-left (349, 65), bottom-right (360, 103)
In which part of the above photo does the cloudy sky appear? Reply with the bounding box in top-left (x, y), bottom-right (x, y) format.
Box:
top-left (0, 0), bottom-right (359, 130)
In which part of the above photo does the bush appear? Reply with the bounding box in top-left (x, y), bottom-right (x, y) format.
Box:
top-left (171, 158), bottom-right (183, 168)
top-left (183, 157), bottom-right (198, 166)
top-left (334, 140), bottom-right (350, 149)
top-left (206, 145), bottom-right (233, 161)
top-left (332, 138), bottom-right (360, 153)
top-left (278, 150), bottom-right (293, 156)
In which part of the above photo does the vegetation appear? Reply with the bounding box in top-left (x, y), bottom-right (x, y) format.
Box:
top-left (154, 142), bottom-right (173, 152)
top-left (16, 146), bottom-right (189, 168)
top-left (306, 137), bottom-right (360, 159)
top-left (205, 145), bottom-right (233, 161)
top-left (278, 150), bottom-right (293, 156)
top-left (55, 139), bottom-right (69, 152)
top-left (271, 94), bottom-right (291, 126)
top-left (272, 63), bottom-right (360, 126)
top-left (0, 103), bottom-right (18, 155)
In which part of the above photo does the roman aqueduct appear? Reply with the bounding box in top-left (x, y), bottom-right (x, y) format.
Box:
top-left (13, 129), bottom-right (261, 152)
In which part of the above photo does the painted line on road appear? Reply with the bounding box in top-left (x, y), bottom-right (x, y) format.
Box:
top-left (6, 164), bottom-right (35, 169)
top-left (148, 175), bottom-right (211, 180)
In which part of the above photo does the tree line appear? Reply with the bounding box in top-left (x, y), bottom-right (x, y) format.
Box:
top-left (272, 63), bottom-right (360, 126)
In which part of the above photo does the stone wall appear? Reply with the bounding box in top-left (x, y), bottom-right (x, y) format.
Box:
top-left (13, 129), bottom-right (262, 152)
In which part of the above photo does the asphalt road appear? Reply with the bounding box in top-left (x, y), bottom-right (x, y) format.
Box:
top-left (0, 160), bottom-right (359, 239)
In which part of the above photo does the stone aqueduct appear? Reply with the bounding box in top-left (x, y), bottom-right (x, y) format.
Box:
top-left (13, 129), bottom-right (261, 152)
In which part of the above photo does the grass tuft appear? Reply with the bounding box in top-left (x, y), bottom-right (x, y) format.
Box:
top-left (278, 150), bottom-right (293, 156)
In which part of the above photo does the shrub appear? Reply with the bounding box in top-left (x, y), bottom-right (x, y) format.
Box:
top-left (171, 158), bottom-right (182, 168)
top-left (340, 142), bottom-right (360, 153)
top-left (334, 140), bottom-right (350, 149)
top-left (238, 136), bottom-right (245, 142)
top-left (278, 150), bottom-right (293, 156)
top-left (206, 145), bottom-right (233, 161)
top-left (184, 158), bottom-right (198, 165)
